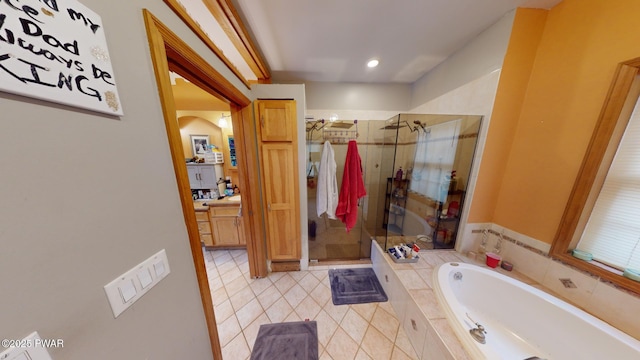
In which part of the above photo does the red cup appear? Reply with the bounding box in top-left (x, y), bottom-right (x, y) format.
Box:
top-left (486, 253), bottom-right (501, 268)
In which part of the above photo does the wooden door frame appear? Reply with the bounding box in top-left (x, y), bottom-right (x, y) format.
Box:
top-left (143, 9), bottom-right (268, 359)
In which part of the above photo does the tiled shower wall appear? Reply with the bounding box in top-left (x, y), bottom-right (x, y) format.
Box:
top-left (459, 222), bottom-right (640, 340)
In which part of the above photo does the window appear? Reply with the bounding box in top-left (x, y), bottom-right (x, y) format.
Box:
top-left (551, 58), bottom-right (640, 294)
top-left (410, 119), bottom-right (461, 202)
top-left (576, 97), bottom-right (640, 270)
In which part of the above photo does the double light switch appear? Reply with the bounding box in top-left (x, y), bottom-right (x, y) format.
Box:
top-left (104, 249), bottom-right (171, 318)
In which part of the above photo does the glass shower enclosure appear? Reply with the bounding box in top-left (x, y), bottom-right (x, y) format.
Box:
top-left (305, 114), bottom-right (482, 261)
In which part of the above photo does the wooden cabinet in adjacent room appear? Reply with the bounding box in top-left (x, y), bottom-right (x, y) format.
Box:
top-left (195, 210), bottom-right (213, 247)
top-left (255, 99), bottom-right (300, 262)
top-left (210, 205), bottom-right (246, 247)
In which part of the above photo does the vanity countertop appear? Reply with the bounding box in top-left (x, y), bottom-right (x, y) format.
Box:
top-left (193, 195), bottom-right (241, 211)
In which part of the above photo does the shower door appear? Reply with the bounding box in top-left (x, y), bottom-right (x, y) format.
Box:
top-left (305, 119), bottom-right (387, 261)
top-left (378, 114), bottom-right (483, 252)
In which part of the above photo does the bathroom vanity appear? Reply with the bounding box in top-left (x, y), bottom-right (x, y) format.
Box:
top-left (194, 196), bottom-right (245, 248)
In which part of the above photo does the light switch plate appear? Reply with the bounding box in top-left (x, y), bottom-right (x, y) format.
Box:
top-left (104, 249), bottom-right (171, 318)
top-left (137, 268), bottom-right (153, 289)
top-left (0, 332), bottom-right (53, 360)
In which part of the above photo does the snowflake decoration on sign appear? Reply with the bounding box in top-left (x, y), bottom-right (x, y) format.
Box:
top-left (91, 46), bottom-right (110, 62)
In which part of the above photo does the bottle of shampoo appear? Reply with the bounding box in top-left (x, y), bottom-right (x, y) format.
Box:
top-left (395, 167), bottom-right (403, 181)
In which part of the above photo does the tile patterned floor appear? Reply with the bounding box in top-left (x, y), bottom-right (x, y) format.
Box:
top-left (204, 249), bottom-right (419, 360)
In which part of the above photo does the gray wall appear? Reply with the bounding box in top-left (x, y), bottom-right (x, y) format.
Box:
top-left (0, 1), bottom-right (250, 359)
top-left (410, 10), bottom-right (515, 110)
top-left (304, 82), bottom-right (411, 111)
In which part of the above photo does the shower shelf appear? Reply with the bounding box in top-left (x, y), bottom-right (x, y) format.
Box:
top-left (383, 177), bottom-right (409, 234)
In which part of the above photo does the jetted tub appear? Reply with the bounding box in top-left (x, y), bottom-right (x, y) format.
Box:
top-left (433, 262), bottom-right (640, 360)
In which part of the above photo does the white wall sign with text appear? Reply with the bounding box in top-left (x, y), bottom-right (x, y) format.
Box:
top-left (0, 0), bottom-right (123, 115)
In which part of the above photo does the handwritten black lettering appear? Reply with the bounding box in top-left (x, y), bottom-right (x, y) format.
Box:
top-left (2, 0), bottom-right (44, 24)
top-left (17, 38), bottom-right (75, 70)
top-left (91, 63), bottom-right (113, 85)
top-left (1, 53), bottom-right (103, 101)
top-left (19, 17), bottom-right (79, 55)
top-left (57, 71), bottom-right (71, 90)
top-left (2, 0), bottom-right (21, 11)
top-left (0, 52), bottom-right (26, 83)
top-left (0, 13), bottom-right (16, 44)
top-left (1, 56), bottom-right (56, 86)
top-left (75, 74), bottom-right (101, 100)
top-left (57, 72), bottom-right (101, 101)
top-left (67, 8), bottom-right (99, 34)
top-left (39, 0), bottom-right (58, 12)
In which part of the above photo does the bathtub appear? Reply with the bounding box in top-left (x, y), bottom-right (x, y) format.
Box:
top-left (390, 204), bottom-right (432, 236)
top-left (433, 262), bottom-right (640, 360)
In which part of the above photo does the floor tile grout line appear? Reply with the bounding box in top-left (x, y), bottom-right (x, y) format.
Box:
top-left (207, 249), bottom-right (408, 360)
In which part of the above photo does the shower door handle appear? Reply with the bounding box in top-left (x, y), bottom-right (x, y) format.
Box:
top-left (267, 203), bottom-right (271, 211)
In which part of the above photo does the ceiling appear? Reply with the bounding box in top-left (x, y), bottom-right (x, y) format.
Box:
top-left (230, 0), bottom-right (562, 84)
top-left (170, 73), bottom-right (229, 111)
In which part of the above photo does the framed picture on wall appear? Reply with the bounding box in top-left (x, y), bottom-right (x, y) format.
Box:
top-left (190, 135), bottom-right (210, 156)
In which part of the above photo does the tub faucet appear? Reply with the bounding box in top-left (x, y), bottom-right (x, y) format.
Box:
top-left (466, 313), bottom-right (487, 344)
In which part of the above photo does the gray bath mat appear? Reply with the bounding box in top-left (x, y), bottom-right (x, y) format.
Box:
top-left (329, 268), bottom-right (388, 305)
top-left (250, 321), bottom-right (318, 360)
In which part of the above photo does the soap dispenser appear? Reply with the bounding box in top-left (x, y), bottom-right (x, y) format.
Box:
top-left (217, 178), bottom-right (226, 196)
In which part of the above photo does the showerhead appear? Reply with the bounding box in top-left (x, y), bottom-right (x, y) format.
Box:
top-left (329, 121), bottom-right (354, 129)
top-left (413, 120), bottom-right (427, 132)
top-left (380, 124), bottom-right (406, 130)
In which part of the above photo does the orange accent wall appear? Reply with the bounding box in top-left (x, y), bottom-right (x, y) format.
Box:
top-left (468, 8), bottom-right (548, 222)
top-left (487, 0), bottom-right (640, 244)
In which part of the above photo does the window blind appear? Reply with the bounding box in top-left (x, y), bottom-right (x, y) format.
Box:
top-left (577, 99), bottom-right (640, 270)
top-left (409, 120), bottom-right (460, 202)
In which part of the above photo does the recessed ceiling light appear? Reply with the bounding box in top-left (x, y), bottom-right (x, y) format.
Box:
top-left (367, 59), bottom-right (379, 68)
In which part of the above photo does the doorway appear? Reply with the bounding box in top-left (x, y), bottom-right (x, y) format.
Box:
top-left (144, 10), bottom-right (267, 359)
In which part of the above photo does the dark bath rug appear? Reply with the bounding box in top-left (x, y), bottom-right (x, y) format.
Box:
top-left (329, 268), bottom-right (388, 306)
top-left (250, 320), bottom-right (318, 360)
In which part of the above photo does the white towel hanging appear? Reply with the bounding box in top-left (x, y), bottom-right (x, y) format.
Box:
top-left (316, 141), bottom-right (338, 219)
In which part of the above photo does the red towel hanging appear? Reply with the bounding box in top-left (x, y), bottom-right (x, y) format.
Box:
top-left (336, 140), bottom-right (367, 232)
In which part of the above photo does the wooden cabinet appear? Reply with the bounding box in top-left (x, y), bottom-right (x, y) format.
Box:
top-left (210, 205), bottom-right (245, 247)
top-left (257, 99), bottom-right (295, 142)
top-left (262, 143), bottom-right (299, 260)
top-left (187, 164), bottom-right (217, 189)
top-left (195, 210), bottom-right (213, 246)
top-left (255, 99), bottom-right (300, 261)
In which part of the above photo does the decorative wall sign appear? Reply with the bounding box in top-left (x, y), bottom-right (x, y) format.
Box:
top-left (0, 0), bottom-right (123, 115)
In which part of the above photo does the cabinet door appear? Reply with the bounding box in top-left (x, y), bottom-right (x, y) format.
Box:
top-left (237, 217), bottom-right (246, 245)
top-left (187, 165), bottom-right (200, 189)
top-left (262, 143), bottom-right (300, 260)
top-left (256, 100), bottom-right (295, 142)
top-left (211, 217), bottom-right (240, 246)
top-left (199, 165), bottom-right (218, 188)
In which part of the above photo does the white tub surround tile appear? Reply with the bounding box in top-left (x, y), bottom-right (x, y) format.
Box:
top-left (589, 280), bottom-right (640, 340)
top-left (371, 240), bottom-right (471, 359)
top-left (462, 223), bottom-right (640, 341)
top-left (542, 259), bottom-right (599, 306)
